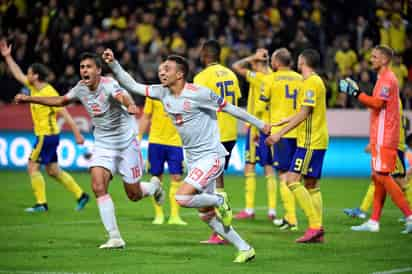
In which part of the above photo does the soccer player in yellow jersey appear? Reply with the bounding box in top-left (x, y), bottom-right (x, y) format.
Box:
top-left (0, 40), bottom-right (89, 212)
top-left (266, 49), bottom-right (328, 243)
top-left (231, 48), bottom-right (278, 221)
top-left (343, 101), bottom-right (412, 219)
top-left (139, 63), bottom-right (186, 225)
top-left (263, 48), bottom-right (303, 231)
top-left (194, 39), bottom-right (241, 244)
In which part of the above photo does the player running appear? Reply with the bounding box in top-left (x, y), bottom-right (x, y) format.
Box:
top-left (103, 48), bottom-right (270, 263)
top-left (14, 52), bottom-right (165, 248)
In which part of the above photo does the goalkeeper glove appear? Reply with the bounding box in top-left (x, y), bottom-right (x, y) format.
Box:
top-left (339, 78), bottom-right (360, 97)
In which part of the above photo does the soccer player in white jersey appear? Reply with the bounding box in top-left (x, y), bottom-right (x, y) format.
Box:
top-left (14, 52), bottom-right (165, 249)
top-left (103, 48), bottom-right (271, 263)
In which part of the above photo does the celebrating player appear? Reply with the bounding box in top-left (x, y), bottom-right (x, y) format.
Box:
top-left (103, 48), bottom-right (271, 263)
top-left (262, 48), bottom-right (302, 230)
top-left (193, 40), bottom-right (242, 244)
top-left (14, 52), bottom-right (165, 248)
top-left (139, 62), bottom-right (187, 225)
top-left (231, 48), bottom-right (278, 221)
top-left (339, 45), bottom-right (412, 233)
top-left (266, 49), bottom-right (327, 243)
top-left (0, 40), bottom-right (90, 213)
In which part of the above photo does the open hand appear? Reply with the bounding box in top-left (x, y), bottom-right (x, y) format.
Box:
top-left (0, 40), bottom-right (11, 57)
top-left (265, 133), bottom-right (281, 146)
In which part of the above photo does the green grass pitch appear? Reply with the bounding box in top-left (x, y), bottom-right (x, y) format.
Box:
top-left (0, 171), bottom-right (411, 274)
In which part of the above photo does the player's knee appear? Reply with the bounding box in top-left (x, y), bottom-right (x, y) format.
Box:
top-left (175, 194), bottom-right (192, 207)
top-left (92, 181), bottom-right (106, 197)
top-left (45, 167), bottom-right (59, 177)
top-left (126, 191), bottom-right (142, 201)
top-left (198, 209), bottom-right (216, 222)
top-left (170, 174), bottom-right (182, 182)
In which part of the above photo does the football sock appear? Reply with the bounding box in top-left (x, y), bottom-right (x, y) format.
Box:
top-left (200, 210), bottom-right (250, 251)
top-left (289, 181), bottom-right (320, 229)
top-left (151, 197), bottom-right (164, 218)
top-left (55, 170), bottom-right (83, 199)
top-left (370, 179), bottom-right (386, 222)
top-left (245, 172), bottom-right (256, 210)
top-left (404, 178), bottom-right (412, 207)
top-left (266, 174), bottom-right (277, 213)
top-left (379, 174), bottom-right (412, 217)
top-left (216, 187), bottom-right (225, 193)
top-left (309, 187), bottom-right (323, 225)
top-left (30, 171), bottom-right (47, 204)
top-left (279, 180), bottom-right (297, 225)
top-left (97, 194), bottom-right (121, 239)
top-left (175, 193), bottom-right (222, 208)
top-left (169, 180), bottom-right (181, 218)
top-left (360, 182), bottom-right (375, 212)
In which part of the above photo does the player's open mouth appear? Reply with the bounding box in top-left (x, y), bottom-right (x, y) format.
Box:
top-left (82, 75), bottom-right (91, 83)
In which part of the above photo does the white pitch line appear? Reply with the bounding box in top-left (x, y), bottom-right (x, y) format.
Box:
top-left (372, 267), bottom-right (412, 274)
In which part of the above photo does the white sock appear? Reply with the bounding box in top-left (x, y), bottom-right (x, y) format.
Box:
top-left (175, 193), bottom-right (223, 208)
top-left (208, 216), bottom-right (250, 251)
top-left (97, 194), bottom-right (121, 239)
top-left (245, 208), bottom-right (255, 214)
top-left (140, 181), bottom-right (157, 197)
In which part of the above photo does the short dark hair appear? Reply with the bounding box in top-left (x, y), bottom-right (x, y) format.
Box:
top-left (274, 48), bottom-right (292, 66)
top-left (300, 49), bottom-right (320, 69)
top-left (202, 40), bottom-right (221, 61)
top-left (375, 45), bottom-right (394, 60)
top-left (79, 52), bottom-right (102, 68)
top-left (29, 63), bottom-right (49, 81)
top-left (167, 54), bottom-right (189, 79)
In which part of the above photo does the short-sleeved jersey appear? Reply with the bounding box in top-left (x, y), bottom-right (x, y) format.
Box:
top-left (26, 81), bottom-right (62, 136)
top-left (370, 68), bottom-right (400, 149)
top-left (245, 69), bottom-right (270, 123)
top-left (65, 76), bottom-right (138, 150)
top-left (145, 83), bottom-right (228, 164)
top-left (193, 63), bottom-right (241, 142)
top-left (262, 69), bottom-right (302, 138)
top-left (143, 97), bottom-right (182, 147)
top-left (297, 74), bottom-right (329, 149)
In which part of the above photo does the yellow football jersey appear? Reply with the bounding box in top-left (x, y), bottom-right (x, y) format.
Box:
top-left (194, 63), bottom-right (241, 142)
top-left (297, 74), bottom-right (329, 149)
top-left (245, 69), bottom-right (271, 123)
top-left (144, 97), bottom-right (182, 147)
top-left (26, 81), bottom-right (62, 136)
top-left (262, 69), bottom-right (302, 138)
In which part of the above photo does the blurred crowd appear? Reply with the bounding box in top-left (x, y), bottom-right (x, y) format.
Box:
top-left (0, 0), bottom-right (411, 108)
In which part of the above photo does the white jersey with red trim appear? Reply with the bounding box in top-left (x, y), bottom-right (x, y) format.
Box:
top-left (146, 83), bottom-right (228, 163)
top-left (65, 76), bottom-right (138, 150)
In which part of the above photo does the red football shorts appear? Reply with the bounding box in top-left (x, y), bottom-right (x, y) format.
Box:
top-left (371, 145), bottom-right (397, 173)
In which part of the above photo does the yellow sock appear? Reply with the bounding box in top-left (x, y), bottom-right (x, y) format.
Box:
top-left (55, 170), bottom-right (83, 199)
top-left (289, 181), bottom-right (320, 229)
top-left (216, 187), bottom-right (224, 193)
top-left (245, 173), bottom-right (256, 210)
top-left (403, 178), bottom-right (412, 207)
top-left (152, 196), bottom-right (164, 217)
top-left (266, 175), bottom-right (277, 211)
top-left (30, 172), bottom-right (47, 204)
top-left (309, 187), bottom-right (323, 226)
top-left (360, 182), bottom-right (375, 212)
top-left (169, 180), bottom-right (181, 218)
top-left (279, 180), bottom-right (297, 225)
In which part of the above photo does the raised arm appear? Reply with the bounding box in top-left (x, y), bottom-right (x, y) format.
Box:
top-left (113, 90), bottom-right (139, 114)
top-left (0, 40), bottom-right (28, 85)
top-left (102, 49), bottom-right (147, 97)
top-left (15, 93), bottom-right (70, 107)
top-left (231, 48), bottom-right (269, 77)
top-left (58, 108), bottom-right (85, 144)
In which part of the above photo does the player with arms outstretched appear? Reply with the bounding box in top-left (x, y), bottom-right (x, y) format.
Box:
top-left (0, 40), bottom-right (89, 213)
top-left (231, 48), bottom-right (278, 221)
top-left (103, 48), bottom-right (271, 263)
top-left (339, 45), bottom-right (412, 233)
top-left (15, 52), bottom-right (165, 248)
